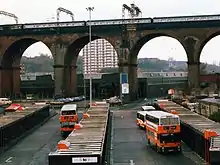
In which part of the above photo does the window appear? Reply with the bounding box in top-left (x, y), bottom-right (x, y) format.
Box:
top-left (146, 114), bottom-right (159, 125)
top-left (137, 113), bottom-right (145, 121)
top-left (160, 117), bottom-right (179, 125)
top-left (61, 110), bottom-right (76, 115)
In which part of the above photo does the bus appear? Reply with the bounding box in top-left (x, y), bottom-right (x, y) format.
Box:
top-left (136, 111), bottom-right (149, 129)
top-left (145, 110), bottom-right (181, 153)
top-left (137, 107), bottom-right (157, 129)
top-left (60, 104), bottom-right (78, 137)
top-left (141, 106), bottom-right (155, 111)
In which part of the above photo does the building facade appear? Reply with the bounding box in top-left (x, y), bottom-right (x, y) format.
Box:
top-left (82, 39), bottom-right (118, 74)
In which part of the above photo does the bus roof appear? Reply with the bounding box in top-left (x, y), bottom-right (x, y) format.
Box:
top-left (141, 106), bottom-right (155, 110)
top-left (61, 104), bottom-right (77, 111)
top-left (145, 110), bottom-right (179, 118)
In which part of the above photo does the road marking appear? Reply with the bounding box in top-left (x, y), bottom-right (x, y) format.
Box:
top-left (5, 157), bottom-right (13, 163)
top-left (129, 160), bottom-right (135, 165)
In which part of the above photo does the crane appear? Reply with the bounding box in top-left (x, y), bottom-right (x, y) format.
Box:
top-left (0, 11), bottom-right (18, 24)
top-left (122, 3), bottom-right (142, 19)
top-left (56, 7), bottom-right (74, 22)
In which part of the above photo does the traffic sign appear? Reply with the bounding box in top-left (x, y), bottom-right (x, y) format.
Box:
top-left (122, 83), bottom-right (129, 94)
top-left (120, 73), bottom-right (128, 84)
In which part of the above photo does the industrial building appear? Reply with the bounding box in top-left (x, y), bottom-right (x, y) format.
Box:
top-left (19, 72), bottom-right (188, 99)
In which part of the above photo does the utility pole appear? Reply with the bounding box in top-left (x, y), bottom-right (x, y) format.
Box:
top-left (86, 7), bottom-right (94, 106)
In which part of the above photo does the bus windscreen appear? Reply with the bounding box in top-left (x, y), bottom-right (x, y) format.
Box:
top-left (160, 117), bottom-right (179, 125)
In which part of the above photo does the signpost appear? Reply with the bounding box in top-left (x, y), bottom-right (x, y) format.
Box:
top-left (120, 73), bottom-right (129, 102)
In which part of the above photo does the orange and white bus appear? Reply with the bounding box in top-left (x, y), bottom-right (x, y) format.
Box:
top-left (60, 104), bottom-right (78, 136)
top-left (145, 110), bottom-right (181, 153)
top-left (136, 111), bottom-right (149, 129)
top-left (136, 106), bottom-right (157, 129)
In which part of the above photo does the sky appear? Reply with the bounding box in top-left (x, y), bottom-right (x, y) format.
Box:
top-left (1, 0), bottom-right (220, 64)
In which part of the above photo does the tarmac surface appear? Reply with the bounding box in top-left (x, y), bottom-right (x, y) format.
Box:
top-left (0, 100), bottom-right (207, 165)
top-left (111, 110), bottom-right (206, 165)
top-left (0, 104), bottom-right (86, 165)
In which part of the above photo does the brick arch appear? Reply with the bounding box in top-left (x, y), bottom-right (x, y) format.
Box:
top-left (64, 35), bottom-right (119, 66)
top-left (130, 33), bottom-right (188, 64)
top-left (1, 37), bottom-right (53, 67)
top-left (63, 35), bottom-right (119, 96)
top-left (0, 37), bottom-right (53, 97)
top-left (199, 31), bottom-right (220, 61)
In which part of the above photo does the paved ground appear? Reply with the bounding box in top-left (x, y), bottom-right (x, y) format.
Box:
top-left (111, 110), bottom-right (206, 165)
top-left (0, 107), bottom-right (86, 165)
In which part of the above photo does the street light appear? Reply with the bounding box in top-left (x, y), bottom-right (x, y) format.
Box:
top-left (86, 7), bottom-right (94, 106)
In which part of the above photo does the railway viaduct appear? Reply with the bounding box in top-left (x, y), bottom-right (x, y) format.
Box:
top-left (0, 14), bottom-right (220, 100)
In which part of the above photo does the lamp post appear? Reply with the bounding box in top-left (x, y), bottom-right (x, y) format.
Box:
top-left (86, 7), bottom-right (94, 106)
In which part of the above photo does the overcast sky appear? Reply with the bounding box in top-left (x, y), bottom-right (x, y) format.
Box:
top-left (1, 0), bottom-right (220, 64)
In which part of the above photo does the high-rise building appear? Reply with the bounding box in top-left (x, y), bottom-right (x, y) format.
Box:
top-left (82, 39), bottom-right (118, 74)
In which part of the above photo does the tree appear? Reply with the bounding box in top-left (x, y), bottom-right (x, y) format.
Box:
top-left (200, 63), bottom-right (207, 75)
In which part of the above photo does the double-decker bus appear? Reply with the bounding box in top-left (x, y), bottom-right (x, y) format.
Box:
top-left (145, 110), bottom-right (181, 153)
top-left (136, 106), bottom-right (157, 129)
top-left (59, 104), bottom-right (78, 137)
top-left (136, 111), bottom-right (148, 129)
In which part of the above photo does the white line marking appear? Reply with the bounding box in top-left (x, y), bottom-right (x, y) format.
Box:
top-left (129, 160), bottom-right (135, 165)
top-left (5, 157), bottom-right (13, 163)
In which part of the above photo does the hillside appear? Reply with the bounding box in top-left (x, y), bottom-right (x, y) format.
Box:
top-left (21, 55), bottom-right (220, 73)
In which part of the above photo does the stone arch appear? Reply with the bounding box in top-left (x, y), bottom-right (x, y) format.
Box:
top-left (130, 33), bottom-right (187, 65)
top-left (65, 35), bottom-right (118, 66)
top-left (63, 35), bottom-right (119, 96)
top-left (0, 38), bottom-right (53, 97)
top-left (199, 31), bottom-right (220, 62)
top-left (182, 36), bottom-right (200, 62)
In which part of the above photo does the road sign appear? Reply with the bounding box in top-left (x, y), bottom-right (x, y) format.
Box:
top-left (84, 73), bottom-right (102, 79)
top-left (120, 73), bottom-right (128, 84)
top-left (122, 83), bottom-right (129, 94)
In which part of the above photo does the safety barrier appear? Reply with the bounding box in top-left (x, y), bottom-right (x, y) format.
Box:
top-left (156, 100), bottom-right (220, 165)
top-left (0, 105), bottom-right (50, 151)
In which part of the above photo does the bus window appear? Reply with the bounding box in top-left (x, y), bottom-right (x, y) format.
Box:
top-left (159, 133), bottom-right (181, 143)
top-left (146, 115), bottom-right (159, 125)
top-left (160, 117), bottom-right (179, 125)
top-left (61, 110), bottom-right (76, 115)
